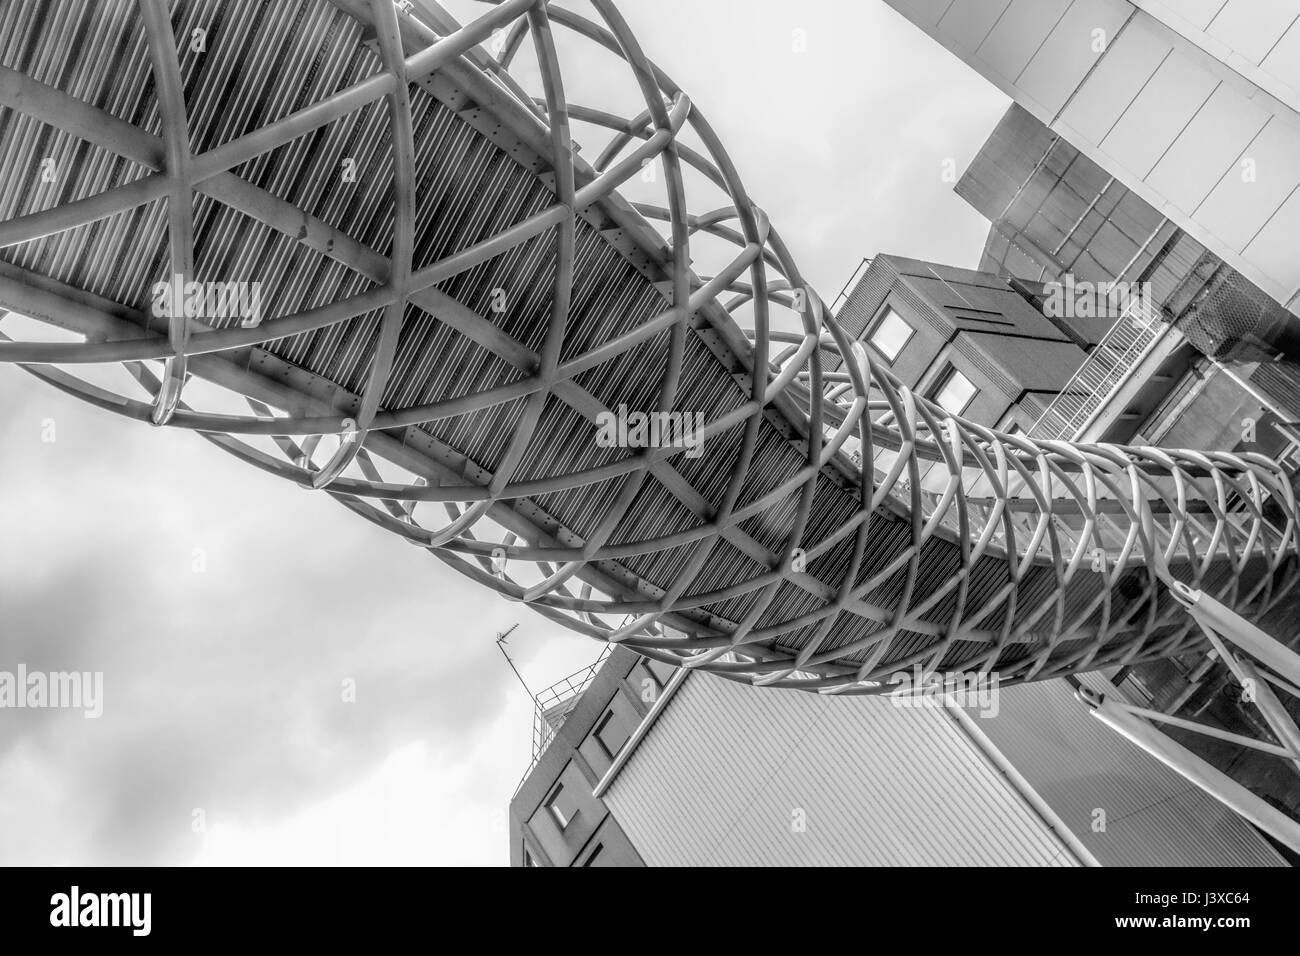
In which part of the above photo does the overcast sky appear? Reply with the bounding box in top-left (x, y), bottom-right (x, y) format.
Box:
top-left (0, 0), bottom-right (1008, 865)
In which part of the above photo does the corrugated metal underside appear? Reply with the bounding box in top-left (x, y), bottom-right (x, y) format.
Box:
top-left (974, 672), bottom-right (1287, 867)
top-left (0, 0), bottom-right (1232, 680)
top-left (605, 670), bottom-right (1287, 865)
top-left (604, 670), bottom-right (1082, 865)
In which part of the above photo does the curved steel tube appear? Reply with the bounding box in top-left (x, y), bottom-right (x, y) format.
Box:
top-left (0, 0), bottom-right (1295, 695)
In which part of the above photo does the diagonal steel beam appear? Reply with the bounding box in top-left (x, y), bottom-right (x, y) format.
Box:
top-left (139, 0), bottom-right (195, 425)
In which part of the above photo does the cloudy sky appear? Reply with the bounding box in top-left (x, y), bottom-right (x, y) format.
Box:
top-left (0, 0), bottom-right (1008, 865)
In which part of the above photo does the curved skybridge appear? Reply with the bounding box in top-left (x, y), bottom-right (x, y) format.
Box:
top-left (1, 0), bottom-right (1297, 697)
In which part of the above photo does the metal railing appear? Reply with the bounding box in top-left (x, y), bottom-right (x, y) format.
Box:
top-left (1028, 298), bottom-right (1167, 442)
top-left (830, 257), bottom-right (873, 317)
top-left (512, 644), bottom-right (613, 799)
top-left (531, 644), bottom-right (613, 762)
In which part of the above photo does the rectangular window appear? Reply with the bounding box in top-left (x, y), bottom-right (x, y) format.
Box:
top-left (868, 306), bottom-right (913, 362)
top-left (581, 844), bottom-right (604, 867)
top-left (593, 709), bottom-right (630, 760)
top-left (545, 783), bottom-right (571, 829)
top-left (928, 365), bottom-right (977, 415)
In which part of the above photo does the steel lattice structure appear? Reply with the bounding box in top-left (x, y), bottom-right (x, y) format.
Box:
top-left (0, 0), bottom-right (1297, 695)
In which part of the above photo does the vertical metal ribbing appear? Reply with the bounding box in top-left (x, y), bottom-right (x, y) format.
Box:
top-left (522, 2), bottom-right (692, 613)
top-left (409, 0), bottom-right (573, 547)
top-left (312, 0), bottom-right (420, 488)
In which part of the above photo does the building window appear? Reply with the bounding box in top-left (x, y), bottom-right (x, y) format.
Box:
top-left (523, 844), bottom-right (539, 867)
top-left (928, 365), bottom-right (977, 415)
top-left (545, 783), bottom-right (571, 830)
top-left (581, 844), bottom-right (604, 867)
top-left (868, 306), bottom-right (913, 362)
top-left (593, 709), bottom-right (630, 760)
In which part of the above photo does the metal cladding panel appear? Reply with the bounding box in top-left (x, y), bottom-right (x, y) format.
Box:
top-left (967, 674), bottom-right (1287, 867)
top-left (890, 0), bottom-right (1300, 312)
top-left (1017, 0), bottom-right (1132, 115)
top-left (955, 103), bottom-right (1059, 222)
top-left (1147, 83), bottom-right (1272, 216)
top-left (1167, 0), bottom-right (1300, 78)
top-left (604, 672), bottom-right (1081, 866)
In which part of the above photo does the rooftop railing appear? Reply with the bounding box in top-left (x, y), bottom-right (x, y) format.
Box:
top-left (531, 644), bottom-right (613, 763)
top-left (513, 644), bottom-right (613, 799)
top-left (830, 257), bottom-right (873, 317)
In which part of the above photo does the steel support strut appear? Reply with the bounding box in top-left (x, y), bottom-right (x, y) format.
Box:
top-left (1078, 581), bottom-right (1300, 852)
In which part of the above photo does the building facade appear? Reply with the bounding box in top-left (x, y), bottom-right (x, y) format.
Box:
top-left (511, 643), bottom-right (1287, 866)
top-left (834, 254), bottom-right (1091, 435)
top-left (949, 101), bottom-right (1300, 823)
top-left (884, 0), bottom-right (1300, 319)
top-left (510, 649), bottom-right (675, 867)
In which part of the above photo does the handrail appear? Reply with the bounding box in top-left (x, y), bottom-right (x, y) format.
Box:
top-left (830, 257), bottom-right (873, 317)
top-left (1028, 299), bottom-right (1166, 441)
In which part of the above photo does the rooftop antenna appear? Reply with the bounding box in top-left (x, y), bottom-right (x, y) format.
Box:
top-left (494, 623), bottom-right (532, 699)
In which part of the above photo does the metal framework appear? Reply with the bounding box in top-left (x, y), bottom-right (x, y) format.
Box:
top-left (1, 0), bottom-right (1298, 699)
top-left (1077, 582), bottom-right (1300, 851)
